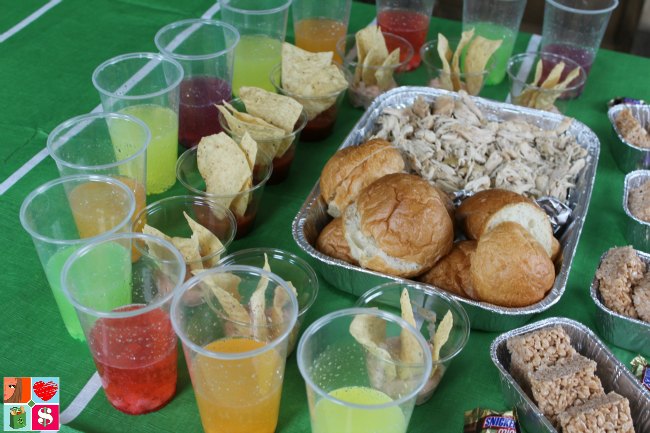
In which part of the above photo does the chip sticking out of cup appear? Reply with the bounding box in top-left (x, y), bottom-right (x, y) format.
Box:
top-left (281, 43), bottom-right (348, 120)
top-left (350, 288), bottom-right (454, 404)
top-left (432, 30), bottom-right (502, 95)
top-left (353, 25), bottom-right (401, 92)
top-left (513, 60), bottom-right (582, 111)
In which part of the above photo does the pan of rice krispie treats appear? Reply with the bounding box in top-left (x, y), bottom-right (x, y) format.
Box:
top-left (490, 317), bottom-right (650, 433)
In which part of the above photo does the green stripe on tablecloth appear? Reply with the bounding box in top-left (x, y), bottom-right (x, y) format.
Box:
top-left (1, 0), bottom-right (649, 432)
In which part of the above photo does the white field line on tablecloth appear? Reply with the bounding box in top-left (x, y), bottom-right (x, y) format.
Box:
top-left (0, 2), bottom-right (223, 196)
top-left (505, 33), bottom-right (542, 103)
top-left (51, 372), bottom-right (102, 429)
top-left (0, 0), bottom-right (62, 43)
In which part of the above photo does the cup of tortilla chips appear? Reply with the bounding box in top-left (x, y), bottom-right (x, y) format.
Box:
top-left (218, 98), bottom-right (308, 184)
top-left (336, 31), bottom-right (414, 109)
top-left (176, 144), bottom-right (273, 239)
top-left (420, 34), bottom-right (499, 96)
top-left (356, 282), bottom-right (470, 405)
top-left (217, 248), bottom-right (318, 355)
top-left (507, 51), bottom-right (586, 114)
top-left (132, 195), bottom-right (237, 278)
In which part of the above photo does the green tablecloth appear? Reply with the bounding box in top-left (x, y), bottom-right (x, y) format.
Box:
top-left (1, 1), bottom-right (649, 432)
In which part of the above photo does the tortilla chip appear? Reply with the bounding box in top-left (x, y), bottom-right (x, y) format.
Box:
top-left (192, 269), bottom-right (241, 300)
top-left (141, 224), bottom-right (173, 254)
top-left (534, 64), bottom-right (581, 110)
top-left (238, 132), bottom-right (258, 171)
top-left (249, 254), bottom-right (271, 340)
top-left (451, 29), bottom-right (475, 91)
top-left (399, 289), bottom-right (424, 370)
top-left (282, 42), bottom-right (334, 94)
top-left (436, 34), bottom-right (454, 91)
top-left (376, 48), bottom-right (400, 91)
top-left (464, 36), bottom-right (502, 95)
top-left (197, 133), bottom-right (251, 210)
top-left (350, 314), bottom-right (397, 381)
top-left (356, 25), bottom-right (388, 65)
top-left (218, 104), bottom-right (285, 141)
top-left (430, 310), bottom-right (453, 376)
top-left (204, 279), bottom-right (251, 327)
top-left (183, 212), bottom-right (224, 267)
top-left (239, 86), bottom-right (303, 134)
top-left (170, 236), bottom-right (203, 271)
top-left (361, 47), bottom-right (384, 86)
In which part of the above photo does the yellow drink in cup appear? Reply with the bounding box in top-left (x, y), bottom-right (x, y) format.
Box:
top-left (294, 18), bottom-right (347, 63)
top-left (232, 35), bottom-right (282, 95)
top-left (194, 338), bottom-right (283, 433)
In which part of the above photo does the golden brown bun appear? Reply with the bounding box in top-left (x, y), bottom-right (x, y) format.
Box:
top-left (551, 237), bottom-right (561, 263)
top-left (344, 173), bottom-right (454, 277)
top-left (456, 189), bottom-right (531, 239)
top-left (320, 139), bottom-right (404, 218)
top-left (419, 240), bottom-right (476, 299)
top-left (433, 185), bottom-right (454, 220)
top-left (316, 218), bottom-right (357, 265)
top-left (471, 222), bottom-right (555, 307)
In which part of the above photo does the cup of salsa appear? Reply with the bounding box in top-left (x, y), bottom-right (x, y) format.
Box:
top-left (176, 146), bottom-right (273, 238)
top-left (269, 64), bottom-right (347, 142)
top-left (336, 33), bottom-right (414, 109)
top-left (218, 98), bottom-right (308, 184)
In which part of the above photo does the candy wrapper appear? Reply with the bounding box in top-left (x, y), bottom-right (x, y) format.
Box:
top-left (464, 408), bottom-right (520, 433)
top-left (630, 355), bottom-right (650, 392)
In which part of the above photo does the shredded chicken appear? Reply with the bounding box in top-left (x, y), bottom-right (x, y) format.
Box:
top-left (372, 91), bottom-right (588, 201)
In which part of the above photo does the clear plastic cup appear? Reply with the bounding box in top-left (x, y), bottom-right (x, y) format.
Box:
top-left (297, 308), bottom-right (432, 433)
top-left (47, 112), bottom-right (150, 220)
top-left (507, 51), bottom-right (587, 114)
top-left (132, 195), bottom-right (237, 277)
top-left (336, 33), bottom-right (414, 109)
top-left (155, 19), bottom-right (240, 148)
top-left (92, 52), bottom-right (184, 194)
top-left (171, 265), bottom-right (298, 433)
top-left (376, 0), bottom-right (436, 70)
top-left (175, 146), bottom-right (273, 238)
top-left (19, 175), bottom-right (136, 341)
top-left (462, 0), bottom-right (527, 85)
top-left (220, 0), bottom-right (291, 95)
top-left (420, 38), bottom-right (493, 96)
top-left (217, 248), bottom-right (319, 355)
top-left (292, 0), bottom-right (352, 63)
top-left (541, 0), bottom-right (618, 90)
top-left (269, 64), bottom-right (347, 142)
top-left (356, 282), bottom-right (470, 405)
top-left (61, 233), bottom-right (186, 414)
top-left (217, 98), bottom-right (307, 184)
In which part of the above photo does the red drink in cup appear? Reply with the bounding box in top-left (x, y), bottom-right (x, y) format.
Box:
top-left (89, 305), bottom-right (177, 414)
top-left (179, 77), bottom-right (232, 148)
top-left (377, 9), bottom-right (430, 71)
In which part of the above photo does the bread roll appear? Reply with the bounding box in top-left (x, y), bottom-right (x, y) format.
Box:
top-left (419, 240), bottom-right (476, 299)
top-left (456, 189), bottom-right (530, 238)
top-left (316, 218), bottom-right (357, 265)
top-left (471, 222), bottom-right (555, 307)
top-left (344, 173), bottom-right (454, 277)
top-left (320, 139), bottom-right (404, 218)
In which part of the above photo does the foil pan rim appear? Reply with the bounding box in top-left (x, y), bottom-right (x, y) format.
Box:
top-left (623, 170), bottom-right (650, 226)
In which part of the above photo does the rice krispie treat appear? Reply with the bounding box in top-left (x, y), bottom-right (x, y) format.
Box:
top-left (507, 326), bottom-right (576, 386)
top-left (529, 354), bottom-right (605, 426)
top-left (632, 274), bottom-right (650, 323)
top-left (558, 392), bottom-right (635, 433)
top-left (596, 246), bottom-right (644, 318)
top-left (628, 179), bottom-right (650, 222)
top-left (616, 108), bottom-right (650, 149)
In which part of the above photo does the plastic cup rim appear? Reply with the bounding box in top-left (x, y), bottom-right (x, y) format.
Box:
top-left (220, 0), bottom-right (292, 16)
top-left (356, 281), bottom-right (471, 364)
top-left (171, 264), bottom-right (299, 360)
top-left (296, 307), bottom-right (433, 411)
top-left (19, 174), bottom-right (136, 246)
top-left (419, 39), bottom-right (494, 77)
top-left (218, 98), bottom-right (309, 140)
top-left (506, 51), bottom-right (587, 93)
top-left (60, 232), bottom-right (186, 319)
top-left (216, 247), bottom-right (319, 315)
top-left (132, 194), bottom-right (238, 263)
top-left (92, 52), bottom-right (184, 101)
top-left (544, 0), bottom-right (618, 15)
top-left (155, 19), bottom-right (241, 62)
top-left (336, 32), bottom-right (415, 71)
top-left (47, 112), bottom-right (151, 172)
top-left (176, 146), bottom-right (274, 197)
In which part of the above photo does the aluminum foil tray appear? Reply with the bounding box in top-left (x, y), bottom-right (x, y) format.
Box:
top-left (490, 317), bottom-right (650, 433)
top-left (608, 103), bottom-right (650, 173)
top-left (623, 170), bottom-right (650, 253)
top-left (292, 86), bottom-right (600, 332)
top-left (590, 248), bottom-right (650, 356)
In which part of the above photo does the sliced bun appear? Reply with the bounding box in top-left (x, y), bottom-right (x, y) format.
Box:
top-left (456, 189), bottom-right (530, 239)
top-left (484, 202), bottom-right (554, 257)
top-left (419, 240), bottom-right (476, 299)
top-left (344, 173), bottom-right (454, 277)
top-left (471, 222), bottom-right (555, 307)
top-left (316, 218), bottom-right (357, 265)
top-left (320, 139), bottom-right (404, 218)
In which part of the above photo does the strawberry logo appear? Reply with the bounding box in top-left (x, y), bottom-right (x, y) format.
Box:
top-left (33, 381), bottom-right (58, 401)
